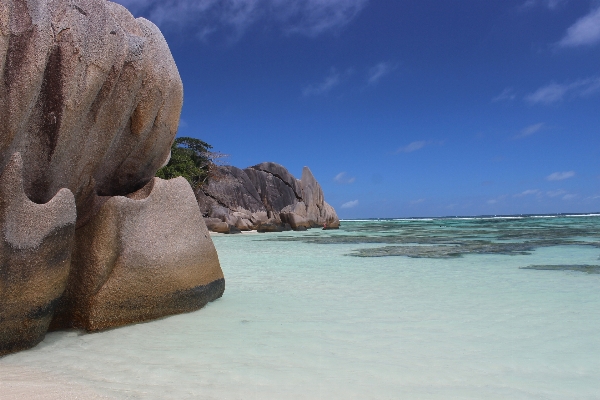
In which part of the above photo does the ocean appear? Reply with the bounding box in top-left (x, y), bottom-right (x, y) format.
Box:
top-left (1, 215), bottom-right (600, 399)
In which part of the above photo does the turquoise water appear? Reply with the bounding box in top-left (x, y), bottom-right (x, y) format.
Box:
top-left (2, 216), bottom-right (600, 399)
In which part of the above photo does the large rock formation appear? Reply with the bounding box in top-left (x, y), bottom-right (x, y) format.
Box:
top-left (50, 177), bottom-right (224, 332)
top-left (0, 0), bottom-right (224, 356)
top-left (198, 162), bottom-right (340, 232)
top-left (0, 154), bottom-right (76, 355)
top-left (0, 0), bottom-right (181, 222)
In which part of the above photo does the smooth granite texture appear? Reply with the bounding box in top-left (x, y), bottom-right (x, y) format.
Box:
top-left (51, 177), bottom-right (224, 332)
top-left (0, 0), bottom-right (224, 356)
top-left (0, 0), bottom-right (182, 225)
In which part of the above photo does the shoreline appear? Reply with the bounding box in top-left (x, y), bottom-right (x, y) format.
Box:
top-left (209, 229), bottom-right (259, 236)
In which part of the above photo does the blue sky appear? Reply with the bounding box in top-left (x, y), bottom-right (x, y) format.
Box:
top-left (115, 0), bottom-right (600, 218)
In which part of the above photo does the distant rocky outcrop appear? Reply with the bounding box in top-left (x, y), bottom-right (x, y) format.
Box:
top-left (0, 0), bottom-right (223, 356)
top-left (197, 162), bottom-right (340, 233)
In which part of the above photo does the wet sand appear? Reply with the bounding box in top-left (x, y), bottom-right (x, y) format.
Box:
top-left (0, 365), bottom-right (111, 399)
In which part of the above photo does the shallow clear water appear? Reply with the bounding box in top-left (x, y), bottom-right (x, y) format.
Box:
top-left (2, 216), bottom-right (600, 399)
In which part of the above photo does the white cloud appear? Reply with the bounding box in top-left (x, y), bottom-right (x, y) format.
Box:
top-left (558, 7), bottom-right (600, 47)
top-left (514, 189), bottom-right (540, 197)
top-left (334, 172), bottom-right (355, 184)
top-left (515, 122), bottom-right (544, 139)
top-left (113, 0), bottom-right (368, 39)
top-left (562, 193), bottom-right (578, 200)
top-left (492, 88), bottom-right (516, 102)
top-left (341, 200), bottom-right (359, 209)
top-left (525, 77), bottom-right (600, 105)
top-left (367, 62), bottom-right (397, 85)
top-left (547, 171), bottom-right (575, 181)
top-left (547, 189), bottom-right (566, 197)
top-left (410, 198), bottom-right (425, 205)
top-left (396, 140), bottom-right (443, 153)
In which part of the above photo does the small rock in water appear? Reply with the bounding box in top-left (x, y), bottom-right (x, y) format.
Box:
top-left (227, 225), bottom-right (242, 234)
top-left (257, 222), bottom-right (283, 233)
top-left (520, 265), bottom-right (600, 274)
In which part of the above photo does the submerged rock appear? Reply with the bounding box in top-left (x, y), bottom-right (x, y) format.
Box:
top-left (520, 265), bottom-right (600, 274)
top-left (270, 218), bottom-right (600, 259)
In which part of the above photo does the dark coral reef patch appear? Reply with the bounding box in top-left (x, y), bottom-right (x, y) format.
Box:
top-left (267, 216), bottom-right (600, 259)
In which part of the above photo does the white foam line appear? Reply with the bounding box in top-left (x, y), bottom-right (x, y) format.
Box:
top-left (342, 214), bottom-right (600, 222)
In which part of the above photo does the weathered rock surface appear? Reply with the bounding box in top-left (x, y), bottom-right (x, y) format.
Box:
top-left (0, 0), bottom-right (223, 356)
top-left (256, 222), bottom-right (284, 233)
top-left (200, 166), bottom-right (265, 214)
top-left (199, 162), bottom-right (340, 232)
top-left (244, 168), bottom-right (299, 217)
top-left (50, 177), bottom-right (224, 332)
top-left (204, 217), bottom-right (230, 234)
top-left (0, 153), bottom-right (76, 356)
top-left (280, 211), bottom-right (310, 230)
top-left (0, 0), bottom-right (182, 224)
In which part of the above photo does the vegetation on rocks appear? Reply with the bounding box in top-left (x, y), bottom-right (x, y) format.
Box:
top-left (156, 137), bottom-right (225, 188)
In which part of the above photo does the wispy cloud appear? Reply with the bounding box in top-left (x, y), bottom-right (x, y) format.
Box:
top-left (513, 189), bottom-right (579, 200)
top-left (514, 122), bottom-right (544, 139)
top-left (525, 83), bottom-right (568, 104)
top-left (397, 141), bottom-right (427, 153)
top-left (366, 62), bottom-right (397, 85)
top-left (492, 88), bottom-right (516, 102)
top-left (557, 7), bottom-right (600, 47)
top-left (547, 189), bottom-right (566, 197)
top-left (334, 172), bottom-right (355, 184)
top-left (519, 0), bottom-right (566, 10)
top-left (303, 69), bottom-right (342, 96)
top-left (113, 0), bottom-right (368, 40)
top-left (410, 198), bottom-right (425, 205)
top-left (341, 200), bottom-right (359, 209)
top-left (525, 77), bottom-right (600, 105)
top-left (396, 140), bottom-right (442, 154)
top-left (547, 171), bottom-right (575, 181)
top-left (487, 195), bottom-right (508, 205)
top-left (303, 68), bottom-right (355, 96)
top-left (514, 189), bottom-right (540, 197)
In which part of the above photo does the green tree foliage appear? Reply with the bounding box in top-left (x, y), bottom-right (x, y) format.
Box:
top-left (156, 137), bottom-right (215, 188)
